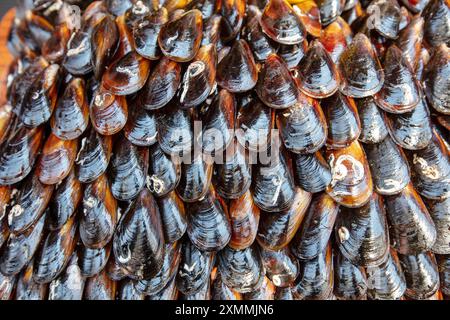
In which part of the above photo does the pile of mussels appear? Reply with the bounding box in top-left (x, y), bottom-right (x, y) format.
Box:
top-left (0, 0), bottom-right (449, 300)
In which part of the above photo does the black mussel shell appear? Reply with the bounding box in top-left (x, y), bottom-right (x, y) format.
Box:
top-left (366, 251), bottom-right (406, 300)
top-left (375, 45), bottom-right (421, 114)
top-left (260, 0), bottom-right (306, 45)
top-left (0, 213), bottom-right (46, 276)
top-left (437, 255), bottom-right (450, 297)
top-left (422, 0), bottom-right (450, 47)
top-left (118, 279), bottom-right (145, 300)
top-left (201, 14), bottom-right (223, 49)
top-left (180, 278), bottom-right (211, 300)
top-left (135, 242), bottom-right (181, 295)
top-left (42, 22), bottom-right (71, 63)
top-left (106, 0), bottom-right (133, 16)
top-left (257, 187), bottom-right (312, 250)
top-left (276, 93), bottom-right (327, 154)
top-left (316, 0), bottom-right (345, 26)
top-left (141, 57), bottom-right (181, 110)
top-left (156, 191), bottom-right (187, 243)
top-left (75, 126), bottom-right (113, 183)
top-left (109, 135), bottom-right (149, 201)
top-left (158, 9), bottom-right (203, 62)
top-left (395, 17), bottom-right (424, 70)
top-left (322, 92), bottom-right (361, 148)
top-left (291, 193), bottom-right (339, 260)
top-left (84, 269), bottom-right (116, 300)
top-left (243, 276), bottom-right (276, 300)
top-left (148, 273), bottom-right (179, 300)
top-left (406, 130), bottom-right (450, 200)
top-left (0, 272), bottom-right (16, 300)
top-left (218, 245), bottom-right (263, 294)
top-left (228, 190), bottom-right (260, 250)
top-left (211, 272), bottom-right (242, 300)
top-left (113, 188), bottom-right (165, 280)
top-left (177, 155), bottom-right (212, 203)
top-left (133, 8), bottom-right (168, 60)
top-left (400, 0), bottom-right (430, 13)
top-left (399, 252), bottom-right (440, 300)
top-left (424, 197), bottom-right (450, 254)
top-left (7, 173), bottom-right (53, 235)
top-left (367, 0), bottom-right (401, 39)
top-left (220, 0), bottom-right (246, 42)
top-left (384, 183), bottom-right (437, 255)
top-left (325, 140), bottom-right (373, 208)
top-left (91, 15), bottom-right (119, 79)
top-left (123, 99), bottom-right (157, 147)
top-left (63, 29), bottom-right (93, 76)
top-left (292, 152), bottom-right (332, 193)
top-left (364, 136), bottom-right (410, 195)
top-left (338, 33), bottom-right (384, 98)
top-left (279, 41), bottom-right (307, 70)
top-left (292, 244), bottom-right (334, 300)
top-left (80, 174), bottom-right (117, 249)
top-left (147, 143), bottom-right (181, 198)
top-left (33, 214), bottom-right (78, 284)
top-left (275, 286), bottom-right (294, 300)
top-left (15, 261), bottom-right (47, 300)
top-left (176, 237), bottom-right (214, 295)
top-left (51, 78), bottom-right (89, 141)
top-left (319, 18), bottom-right (348, 64)
top-left (335, 193), bottom-right (389, 267)
top-left (333, 249), bottom-right (367, 300)
top-left (385, 98), bottom-right (433, 151)
top-left (260, 247), bottom-right (299, 287)
top-left (423, 44), bottom-right (449, 115)
top-left (78, 243), bottom-right (111, 278)
top-left (255, 53), bottom-right (301, 109)
top-left (355, 97), bottom-right (389, 144)
top-left (292, 0), bottom-right (323, 38)
top-left (296, 41), bottom-right (340, 99)
top-left (217, 39), bottom-right (258, 93)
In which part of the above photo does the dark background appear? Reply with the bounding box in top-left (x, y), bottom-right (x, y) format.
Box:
top-left (0, 1), bottom-right (15, 19)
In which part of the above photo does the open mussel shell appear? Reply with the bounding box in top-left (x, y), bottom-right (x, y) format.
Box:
top-left (384, 183), bottom-right (437, 255)
top-left (80, 174), bottom-right (117, 249)
top-left (51, 78), bottom-right (89, 141)
top-left (123, 100), bottom-right (157, 147)
top-left (257, 187), bottom-right (312, 250)
top-left (141, 57), bottom-right (181, 110)
top-left (177, 155), bottom-right (212, 203)
top-left (102, 51), bottom-right (150, 96)
top-left (177, 44), bottom-right (217, 109)
top-left (91, 15), bottom-right (119, 79)
top-left (406, 130), bottom-right (450, 200)
top-left (251, 148), bottom-right (296, 212)
top-left (147, 144), bottom-right (181, 198)
top-left (260, 0), bottom-right (306, 45)
top-left (156, 191), bottom-right (187, 243)
top-left (338, 33), bottom-right (384, 98)
top-left (217, 39), bottom-right (257, 93)
top-left (422, 0), bottom-right (450, 47)
top-left (333, 249), bottom-right (367, 300)
top-left (133, 7), bottom-right (168, 60)
top-left (228, 190), bottom-right (260, 250)
top-left (113, 188), bottom-right (165, 280)
top-left (322, 92), bottom-right (361, 148)
top-left (36, 133), bottom-right (78, 185)
top-left (335, 193), bottom-right (389, 268)
top-left (385, 98), bottom-right (433, 151)
top-left (135, 241), bottom-right (181, 295)
top-left (292, 243), bottom-right (334, 300)
top-left (89, 88), bottom-right (128, 136)
top-left (213, 139), bottom-right (252, 200)
top-left (84, 269), bottom-right (116, 300)
top-left (395, 17), bottom-right (424, 70)
top-left (47, 169), bottom-right (82, 231)
top-left (218, 244), bottom-right (263, 293)
top-left (375, 45), bottom-right (421, 114)
top-left (424, 197), bottom-right (450, 254)
top-left (437, 255), bottom-right (450, 297)
top-left (76, 240), bottom-right (110, 278)
top-left (75, 126), bottom-right (112, 183)
top-left (255, 53), bottom-right (301, 109)
top-left (296, 41), bottom-right (340, 99)
top-left (176, 237), bottom-right (214, 295)
top-left (276, 93), bottom-right (327, 154)
top-left (291, 193), bottom-right (339, 260)
top-left (423, 44), bottom-right (449, 115)
top-left (158, 9), bottom-right (203, 62)
top-left (236, 94), bottom-right (274, 152)
top-left (7, 173), bottom-right (53, 235)
top-left (260, 247), bottom-right (299, 287)
top-left (0, 213), bottom-right (45, 276)
top-left (355, 97), bottom-right (389, 144)
top-left (243, 276), bottom-right (276, 300)
top-left (292, 152), bottom-right (332, 193)
top-left (367, 0), bottom-right (401, 39)
top-left (211, 272), bottom-right (242, 300)
top-left (108, 135), bottom-right (149, 201)
top-left (326, 140), bottom-right (373, 208)
top-left (156, 102), bottom-right (193, 157)
top-left (399, 252), bottom-right (440, 300)
top-left (15, 261), bottom-right (47, 300)
top-left (292, 0), bottom-right (322, 38)
top-left (186, 189), bottom-right (231, 251)
top-left (33, 214), bottom-right (78, 284)
top-left (220, 0), bottom-right (246, 42)
top-left (364, 136), bottom-right (410, 195)
top-left (366, 250), bottom-right (406, 300)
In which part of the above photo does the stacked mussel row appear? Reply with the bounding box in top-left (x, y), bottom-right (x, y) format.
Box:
top-left (0, 0), bottom-right (449, 300)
